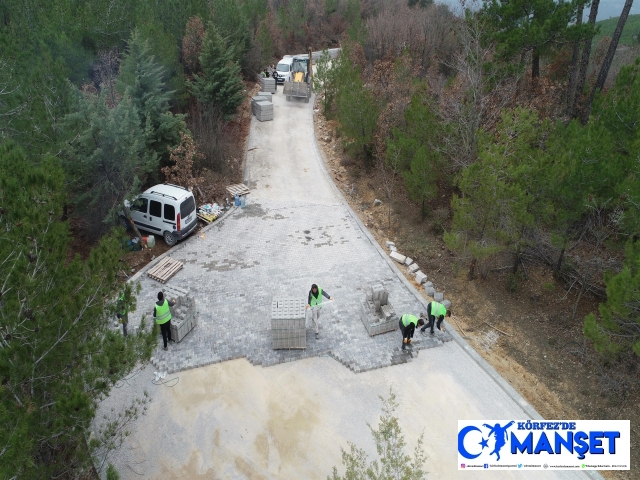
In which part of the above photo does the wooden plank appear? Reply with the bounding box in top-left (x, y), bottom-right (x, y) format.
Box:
top-left (225, 183), bottom-right (250, 196)
top-left (147, 257), bottom-right (171, 277)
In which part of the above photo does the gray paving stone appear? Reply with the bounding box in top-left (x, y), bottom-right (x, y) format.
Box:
top-left (434, 292), bottom-right (444, 302)
top-left (389, 251), bottom-right (406, 264)
top-left (404, 257), bottom-right (413, 266)
top-left (130, 199), bottom-right (450, 374)
top-left (408, 263), bottom-right (419, 273)
top-left (415, 271), bottom-right (427, 284)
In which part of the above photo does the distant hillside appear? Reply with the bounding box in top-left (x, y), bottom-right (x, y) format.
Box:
top-left (593, 14), bottom-right (640, 46)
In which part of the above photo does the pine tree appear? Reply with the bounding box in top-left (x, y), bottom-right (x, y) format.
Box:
top-left (0, 142), bottom-right (156, 478)
top-left (189, 23), bottom-right (245, 118)
top-left (584, 241), bottom-right (640, 357)
top-left (60, 90), bottom-right (157, 228)
top-left (117, 29), bottom-right (186, 167)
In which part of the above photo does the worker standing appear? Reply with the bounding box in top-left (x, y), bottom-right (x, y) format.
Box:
top-left (399, 314), bottom-right (425, 350)
top-left (154, 292), bottom-right (176, 351)
top-left (306, 284), bottom-right (333, 339)
top-left (420, 301), bottom-right (451, 334)
top-left (116, 292), bottom-right (129, 337)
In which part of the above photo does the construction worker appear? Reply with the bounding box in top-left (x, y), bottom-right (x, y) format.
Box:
top-left (306, 284), bottom-right (333, 339)
top-left (116, 292), bottom-right (128, 337)
top-left (154, 292), bottom-right (176, 351)
top-left (420, 301), bottom-right (451, 334)
top-left (399, 314), bottom-right (425, 350)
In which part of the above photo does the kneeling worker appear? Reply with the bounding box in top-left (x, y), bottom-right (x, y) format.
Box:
top-left (399, 314), bottom-right (425, 350)
top-left (420, 300), bottom-right (451, 334)
top-left (154, 292), bottom-right (176, 351)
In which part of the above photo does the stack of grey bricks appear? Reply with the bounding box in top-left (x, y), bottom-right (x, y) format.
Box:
top-left (260, 76), bottom-right (276, 93)
top-left (255, 100), bottom-right (273, 122)
top-left (271, 298), bottom-right (306, 349)
top-left (251, 93), bottom-right (271, 116)
top-left (162, 285), bottom-right (197, 343)
top-left (360, 284), bottom-right (399, 336)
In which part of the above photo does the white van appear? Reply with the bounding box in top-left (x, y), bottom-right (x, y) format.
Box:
top-left (274, 56), bottom-right (294, 84)
top-left (122, 184), bottom-right (197, 246)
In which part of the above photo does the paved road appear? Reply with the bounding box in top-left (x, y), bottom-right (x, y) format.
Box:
top-left (98, 92), bottom-right (598, 479)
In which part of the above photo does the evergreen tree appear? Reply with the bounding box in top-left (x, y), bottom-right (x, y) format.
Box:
top-left (210, 0), bottom-right (252, 64)
top-left (60, 90), bottom-right (157, 228)
top-left (117, 29), bottom-right (186, 167)
top-left (255, 19), bottom-right (276, 68)
top-left (189, 23), bottom-right (245, 118)
top-left (0, 142), bottom-right (156, 478)
top-left (584, 240), bottom-right (640, 357)
top-left (482, 0), bottom-right (591, 78)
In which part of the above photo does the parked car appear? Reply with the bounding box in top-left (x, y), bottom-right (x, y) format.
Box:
top-left (120, 184), bottom-right (197, 246)
top-left (274, 56), bottom-right (294, 84)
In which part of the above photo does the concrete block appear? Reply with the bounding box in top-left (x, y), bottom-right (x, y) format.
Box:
top-left (424, 285), bottom-right (435, 296)
top-left (385, 241), bottom-right (395, 248)
top-left (404, 257), bottom-right (413, 266)
top-left (389, 245), bottom-right (397, 252)
top-left (424, 281), bottom-right (433, 288)
top-left (434, 292), bottom-right (444, 302)
top-left (390, 251), bottom-right (406, 264)
top-left (415, 271), bottom-right (427, 284)
top-left (408, 263), bottom-right (419, 273)
top-left (442, 299), bottom-right (451, 309)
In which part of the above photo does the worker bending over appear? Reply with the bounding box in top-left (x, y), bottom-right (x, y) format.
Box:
top-left (154, 292), bottom-right (176, 351)
top-left (399, 314), bottom-right (425, 350)
top-left (420, 301), bottom-right (451, 334)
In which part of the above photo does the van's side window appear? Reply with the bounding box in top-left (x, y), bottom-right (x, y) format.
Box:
top-left (131, 198), bottom-right (148, 213)
top-left (164, 204), bottom-right (175, 221)
top-left (149, 200), bottom-right (162, 218)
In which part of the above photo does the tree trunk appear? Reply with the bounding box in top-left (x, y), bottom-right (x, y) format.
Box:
top-left (468, 258), bottom-right (477, 280)
top-left (582, 0), bottom-right (634, 121)
top-left (566, 3), bottom-right (584, 110)
top-left (532, 50), bottom-right (540, 79)
top-left (571, 0), bottom-right (600, 119)
top-left (555, 246), bottom-right (566, 276)
top-left (421, 198), bottom-right (426, 222)
top-left (512, 251), bottom-right (520, 274)
top-left (123, 205), bottom-right (144, 240)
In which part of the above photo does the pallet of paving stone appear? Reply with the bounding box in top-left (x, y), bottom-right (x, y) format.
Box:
top-left (226, 183), bottom-right (250, 197)
top-left (360, 300), bottom-right (398, 336)
top-left (255, 100), bottom-right (273, 122)
top-left (251, 95), bottom-right (271, 115)
top-left (147, 256), bottom-right (183, 284)
top-left (271, 298), bottom-right (306, 349)
top-left (260, 77), bottom-right (276, 93)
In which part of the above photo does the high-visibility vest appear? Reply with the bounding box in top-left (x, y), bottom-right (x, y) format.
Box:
top-left (310, 287), bottom-right (323, 307)
top-left (155, 299), bottom-right (172, 325)
top-left (401, 314), bottom-right (418, 328)
top-left (430, 301), bottom-right (447, 318)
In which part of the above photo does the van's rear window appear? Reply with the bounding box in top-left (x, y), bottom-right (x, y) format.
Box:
top-left (180, 196), bottom-right (195, 218)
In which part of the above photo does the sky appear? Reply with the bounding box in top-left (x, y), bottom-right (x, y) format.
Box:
top-left (436, 0), bottom-right (638, 22)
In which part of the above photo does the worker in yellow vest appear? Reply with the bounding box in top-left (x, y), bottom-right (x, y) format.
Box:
top-left (306, 284), bottom-right (333, 339)
top-left (399, 314), bottom-right (425, 350)
top-left (154, 292), bottom-right (176, 351)
top-left (420, 301), bottom-right (451, 334)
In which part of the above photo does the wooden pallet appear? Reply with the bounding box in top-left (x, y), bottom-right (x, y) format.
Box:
top-left (147, 257), bottom-right (183, 284)
top-left (196, 212), bottom-right (217, 224)
top-left (226, 183), bottom-right (250, 197)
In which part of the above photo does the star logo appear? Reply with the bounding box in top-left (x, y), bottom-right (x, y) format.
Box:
top-left (479, 437), bottom-right (489, 449)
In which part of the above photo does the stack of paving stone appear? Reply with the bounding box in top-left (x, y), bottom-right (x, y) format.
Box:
top-left (251, 93), bottom-right (271, 116)
top-left (260, 76), bottom-right (276, 93)
top-left (360, 284), bottom-right (399, 336)
top-left (271, 298), bottom-right (306, 349)
top-left (162, 285), bottom-right (197, 343)
top-left (385, 240), bottom-right (451, 310)
top-left (254, 100), bottom-right (273, 122)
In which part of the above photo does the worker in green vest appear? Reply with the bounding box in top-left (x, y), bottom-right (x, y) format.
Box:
top-left (420, 301), bottom-right (451, 334)
top-left (116, 292), bottom-right (128, 337)
top-left (306, 284), bottom-right (333, 339)
top-left (399, 314), bottom-right (425, 350)
top-left (154, 292), bottom-right (176, 351)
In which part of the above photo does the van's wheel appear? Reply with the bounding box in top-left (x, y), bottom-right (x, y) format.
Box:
top-left (163, 231), bottom-right (177, 247)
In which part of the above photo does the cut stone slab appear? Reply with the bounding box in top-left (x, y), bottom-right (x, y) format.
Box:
top-left (434, 292), bottom-right (444, 302)
top-left (390, 251), bottom-right (406, 264)
top-left (424, 285), bottom-right (435, 296)
top-left (415, 271), bottom-right (427, 285)
top-left (386, 241), bottom-right (395, 248)
top-left (404, 257), bottom-right (413, 266)
top-left (408, 263), bottom-right (419, 273)
top-left (442, 299), bottom-right (451, 309)
top-left (389, 245), bottom-right (397, 252)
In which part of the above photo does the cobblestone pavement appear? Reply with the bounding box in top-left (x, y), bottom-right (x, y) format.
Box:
top-left (132, 198), bottom-right (451, 374)
top-left (129, 92), bottom-right (452, 375)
